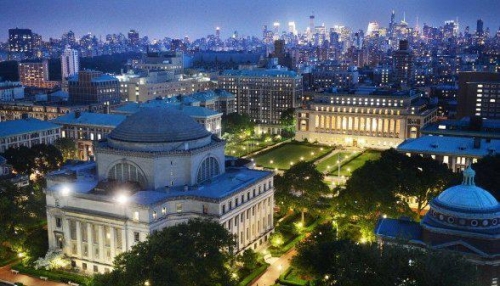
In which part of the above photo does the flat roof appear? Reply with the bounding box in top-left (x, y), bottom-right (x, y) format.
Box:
top-left (0, 118), bottom-right (60, 138)
top-left (397, 136), bottom-right (500, 157)
top-left (48, 167), bottom-right (273, 206)
top-left (52, 112), bottom-right (126, 127)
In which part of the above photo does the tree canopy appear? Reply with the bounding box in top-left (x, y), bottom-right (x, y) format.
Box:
top-left (335, 149), bottom-right (455, 241)
top-left (54, 138), bottom-right (77, 162)
top-left (473, 154), bottom-right (500, 200)
top-left (0, 180), bottom-right (47, 261)
top-left (2, 144), bottom-right (63, 175)
top-left (280, 108), bottom-right (296, 138)
top-left (221, 112), bottom-right (255, 136)
top-left (92, 219), bottom-right (236, 286)
top-left (275, 161), bottom-right (330, 222)
top-left (292, 223), bottom-right (478, 286)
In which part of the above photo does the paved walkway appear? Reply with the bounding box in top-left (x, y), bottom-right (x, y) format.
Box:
top-left (0, 264), bottom-right (66, 286)
top-left (250, 248), bottom-right (297, 286)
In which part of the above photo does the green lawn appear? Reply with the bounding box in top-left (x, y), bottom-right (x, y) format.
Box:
top-left (316, 151), bottom-right (358, 174)
top-left (331, 150), bottom-right (382, 176)
top-left (225, 138), bottom-right (277, 157)
top-left (252, 143), bottom-right (333, 170)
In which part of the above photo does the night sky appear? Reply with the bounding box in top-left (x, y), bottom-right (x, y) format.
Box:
top-left (2, 0), bottom-right (499, 41)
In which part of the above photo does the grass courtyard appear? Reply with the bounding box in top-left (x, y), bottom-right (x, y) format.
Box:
top-left (316, 151), bottom-right (359, 174)
top-left (252, 142), bottom-right (333, 170)
top-left (330, 149), bottom-right (382, 176)
top-left (225, 138), bottom-right (278, 157)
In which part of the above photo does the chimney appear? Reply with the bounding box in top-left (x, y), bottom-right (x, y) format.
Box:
top-left (473, 137), bottom-right (481, 149)
top-left (75, 110), bottom-right (81, 118)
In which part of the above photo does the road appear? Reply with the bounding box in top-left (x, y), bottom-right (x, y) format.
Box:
top-left (250, 248), bottom-right (297, 286)
top-left (0, 264), bottom-right (67, 286)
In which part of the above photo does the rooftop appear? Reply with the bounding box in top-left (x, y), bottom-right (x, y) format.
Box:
top-left (48, 165), bottom-right (273, 206)
top-left (375, 218), bottom-right (422, 241)
top-left (51, 112), bottom-right (126, 127)
top-left (0, 118), bottom-right (60, 138)
top-left (397, 136), bottom-right (500, 157)
top-left (113, 100), bottom-right (220, 118)
top-left (221, 69), bottom-right (298, 78)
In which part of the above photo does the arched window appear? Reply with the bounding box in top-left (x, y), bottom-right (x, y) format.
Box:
top-left (108, 162), bottom-right (147, 187)
top-left (197, 157), bottom-right (220, 183)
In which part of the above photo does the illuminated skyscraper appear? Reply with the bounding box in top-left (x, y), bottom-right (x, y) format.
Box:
top-left (273, 22), bottom-right (280, 40)
top-left (288, 22), bottom-right (297, 36)
top-left (9, 28), bottom-right (33, 56)
top-left (392, 40), bottom-right (413, 86)
top-left (215, 27), bottom-right (221, 39)
top-left (61, 46), bottom-right (79, 91)
top-left (128, 29), bottom-right (139, 44)
top-left (476, 19), bottom-right (484, 36)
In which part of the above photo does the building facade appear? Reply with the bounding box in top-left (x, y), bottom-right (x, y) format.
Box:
top-left (61, 46), bottom-right (79, 92)
top-left (134, 51), bottom-right (184, 74)
top-left (18, 60), bottom-right (59, 89)
top-left (9, 28), bottom-right (32, 55)
top-left (457, 72), bottom-right (500, 120)
top-left (52, 111), bottom-right (126, 161)
top-left (218, 69), bottom-right (303, 134)
top-left (0, 81), bottom-right (24, 102)
top-left (68, 70), bottom-right (120, 105)
top-left (116, 72), bottom-right (213, 103)
top-left (45, 108), bottom-right (274, 274)
top-left (0, 117), bottom-right (60, 153)
top-left (296, 88), bottom-right (437, 149)
top-left (0, 101), bottom-right (106, 122)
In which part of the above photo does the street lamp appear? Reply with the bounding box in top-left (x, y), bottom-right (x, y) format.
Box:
top-left (61, 186), bottom-right (71, 197)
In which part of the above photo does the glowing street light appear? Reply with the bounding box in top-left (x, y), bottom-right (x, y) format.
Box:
top-left (116, 194), bottom-right (129, 204)
top-left (61, 186), bottom-right (71, 196)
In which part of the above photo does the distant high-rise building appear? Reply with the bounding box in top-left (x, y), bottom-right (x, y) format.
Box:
top-left (273, 22), bottom-right (280, 40)
top-left (444, 20), bottom-right (459, 38)
top-left (309, 14), bottom-right (315, 40)
top-left (392, 40), bottom-right (413, 86)
top-left (68, 70), bottom-right (120, 105)
top-left (9, 28), bottom-right (33, 56)
top-left (366, 22), bottom-right (379, 37)
top-left (61, 46), bottom-right (79, 92)
top-left (62, 30), bottom-right (76, 46)
top-left (288, 22), bottom-right (297, 36)
top-left (389, 10), bottom-right (396, 36)
top-left (215, 27), bottom-right (221, 39)
top-left (457, 72), bottom-right (500, 119)
top-left (476, 19), bottom-right (484, 36)
top-left (18, 60), bottom-right (49, 87)
top-left (218, 69), bottom-right (303, 132)
top-left (128, 29), bottom-right (139, 44)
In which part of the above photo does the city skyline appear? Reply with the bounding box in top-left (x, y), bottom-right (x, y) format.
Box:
top-left (2, 0), bottom-right (500, 41)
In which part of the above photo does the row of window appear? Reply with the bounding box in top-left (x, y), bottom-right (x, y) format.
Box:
top-left (221, 180), bottom-right (273, 215)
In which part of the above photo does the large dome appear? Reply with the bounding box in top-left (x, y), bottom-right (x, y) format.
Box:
top-left (435, 184), bottom-right (498, 211)
top-left (108, 107), bottom-right (211, 143)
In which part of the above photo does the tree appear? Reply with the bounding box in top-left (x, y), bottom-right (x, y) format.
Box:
top-left (92, 219), bottom-right (236, 286)
top-left (280, 108), bottom-right (296, 138)
top-left (54, 138), bottom-right (77, 162)
top-left (0, 180), bottom-right (47, 259)
top-left (292, 228), bottom-right (478, 286)
top-left (335, 149), bottom-right (455, 241)
top-left (221, 112), bottom-right (255, 137)
top-left (276, 161), bottom-right (330, 223)
top-left (473, 154), bottom-right (500, 200)
top-left (237, 249), bottom-right (258, 271)
top-left (2, 144), bottom-right (63, 175)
